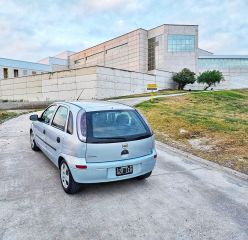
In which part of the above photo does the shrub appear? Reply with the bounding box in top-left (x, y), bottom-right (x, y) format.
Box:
top-left (197, 70), bottom-right (224, 90)
top-left (172, 68), bottom-right (196, 90)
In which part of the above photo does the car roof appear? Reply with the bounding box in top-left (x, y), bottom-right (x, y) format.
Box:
top-left (65, 100), bottom-right (134, 112)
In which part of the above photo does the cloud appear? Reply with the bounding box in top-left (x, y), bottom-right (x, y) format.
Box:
top-left (0, 0), bottom-right (247, 62)
top-left (73, 0), bottom-right (143, 14)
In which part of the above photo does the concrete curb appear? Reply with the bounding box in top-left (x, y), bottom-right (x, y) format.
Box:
top-left (0, 101), bottom-right (53, 110)
top-left (156, 140), bottom-right (248, 182)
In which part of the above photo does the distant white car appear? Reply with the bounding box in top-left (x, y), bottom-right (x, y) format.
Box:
top-left (29, 101), bottom-right (157, 194)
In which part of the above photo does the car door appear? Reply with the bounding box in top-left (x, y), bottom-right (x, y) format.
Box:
top-left (45, 105), bottom-right (69, 165)
top-left (33, 105), bottom-right (57, 153)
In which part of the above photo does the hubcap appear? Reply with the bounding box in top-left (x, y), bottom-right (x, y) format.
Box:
top-left (61, 163), bottom-right (69, 189)
top-left (30, 132), bottom-right (35, 148)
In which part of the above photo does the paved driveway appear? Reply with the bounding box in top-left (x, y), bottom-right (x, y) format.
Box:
top-left (108, 93), bottom-right (187, 106)
top-left (0, 98), bottom-right (248, 240)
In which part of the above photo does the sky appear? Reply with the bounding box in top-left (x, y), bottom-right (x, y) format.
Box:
top-left (0, 0), bottom-right (247, 62)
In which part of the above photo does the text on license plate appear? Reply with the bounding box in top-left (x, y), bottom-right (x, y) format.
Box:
top-left (116, 165), bottom-right (133, 176)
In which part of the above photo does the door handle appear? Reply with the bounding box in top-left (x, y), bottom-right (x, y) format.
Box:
top-left (57, 137), bottom-right (60, 143)
top-left (43, 129), bottom-right (46, 134)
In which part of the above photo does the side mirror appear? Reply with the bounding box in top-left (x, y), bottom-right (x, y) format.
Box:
top-left (29, 114), bottom-right (39, 121)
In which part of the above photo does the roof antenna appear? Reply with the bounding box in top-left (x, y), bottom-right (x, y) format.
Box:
top-left (76, 89), bottom-right (85, 101)
top-left (135, 22), bottom-right (139, 29)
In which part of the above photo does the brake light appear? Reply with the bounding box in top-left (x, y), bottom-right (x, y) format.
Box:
top-left (76, 165), bottom-right (87, 169)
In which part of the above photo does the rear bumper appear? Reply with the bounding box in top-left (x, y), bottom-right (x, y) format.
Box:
top-left (64, 151), bottom-right (156, 184)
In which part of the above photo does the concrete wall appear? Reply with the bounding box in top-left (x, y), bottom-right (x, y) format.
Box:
top-left (0, 67), bottom-right (97, 101)
top-left (0, 66), bottom-right (173, 101)
top-left (186, 68), bottom-right (248, 90)
top-left (0, 74), bottom-right (43, 101)
top-left (95, 67), bottom-right (173, 99)
top-left (40, 67), bottom-right (97, 101)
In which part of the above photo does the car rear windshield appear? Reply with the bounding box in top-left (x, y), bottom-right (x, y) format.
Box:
top-left (86, 110), bottom-right (152, 143)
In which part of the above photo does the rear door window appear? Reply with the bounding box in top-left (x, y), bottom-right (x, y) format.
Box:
top-left (51, 106), bottom-right (68, 131)
top-left (67, 111), bottom-right (73, 134)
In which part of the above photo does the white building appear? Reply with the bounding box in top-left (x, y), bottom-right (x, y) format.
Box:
top-left (0, 51), bottom-right (74, 80)
top-left (0, 24), bottom-right (247, 101)
top-left (38, 51), bottom-right (75, 71)
top-left (0, 58), bottom-right (51, 80)
top-left (69, 24), bottom-right (199, 73)
top-left (196, 52), bottom-right (248, 89)
top-left (69, 24), bottom-right (248, 90)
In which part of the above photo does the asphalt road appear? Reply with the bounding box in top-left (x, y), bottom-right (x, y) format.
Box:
top-left (0, 98), bottom-right (248, 240)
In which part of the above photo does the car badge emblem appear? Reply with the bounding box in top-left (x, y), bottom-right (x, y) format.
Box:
top-left (122, 143), bottom-right (128, 149)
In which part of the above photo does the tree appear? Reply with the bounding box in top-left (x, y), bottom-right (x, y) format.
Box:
top-left (197, 70), bottom-right (224, 90)
top-left (172, 68), bottom-right (196, 90)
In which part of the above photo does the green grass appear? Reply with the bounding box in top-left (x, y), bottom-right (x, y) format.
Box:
top-left (0, 109), bottom-right (41, 124)
top-left (105, 89), bottom-right (188, 100)
top-left (0, 111), bottom-right (18, 124)
top-left (136, 89), bottom-right (248, 174)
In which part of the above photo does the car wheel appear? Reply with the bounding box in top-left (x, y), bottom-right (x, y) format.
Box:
top-left (60, 160), bottom-right (81, 194)
top-left (30, 130), bottom-right (40, 151)
top-left (136, 171), bottom-right (152, 180)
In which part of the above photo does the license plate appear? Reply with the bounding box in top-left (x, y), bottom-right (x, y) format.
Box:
top-left (116, 165), bottom-right (133, 176)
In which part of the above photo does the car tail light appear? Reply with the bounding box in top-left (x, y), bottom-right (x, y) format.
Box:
top-left (77, 109), bottom-right (87, 142)
top-left (76, 165), bottom-right (87, 169)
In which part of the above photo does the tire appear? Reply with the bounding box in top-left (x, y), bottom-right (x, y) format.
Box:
top-left (136, 171), bottom-right (152, 180)
top-left (30, 130), bottom-right (40, 151)
top-left (60, 160), bottom-right (81, 194)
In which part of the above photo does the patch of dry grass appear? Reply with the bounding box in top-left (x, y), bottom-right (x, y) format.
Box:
top-left (136, 90), bottom-right (248, 174)
top-left (0, 109), bottom-right (40, 124)
top-left (0, 111), bottom-right (18, 124)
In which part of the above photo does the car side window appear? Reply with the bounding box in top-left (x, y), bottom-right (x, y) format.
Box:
top-left (51, 106), bottom-right (68, 131)
top-left (67, 111), bottom-right (73, 134)
top-left (40, 105), bottom-right (56, 124)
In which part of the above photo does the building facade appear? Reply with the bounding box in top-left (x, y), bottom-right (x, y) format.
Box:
top-left (0, 51), bottom-right (74, 80)
top-left (38, 51), bottom-right (75, 71)
top-left (197, 53), bottom-right (248, 89)
top-left (69, 24), bottom-right (199, 73)
top-left (0, 58), bottom-right (51, 80)
top-left (0, 23), bottom-right (248, 101)
top-left (69, 24), bottom-right (248, 90)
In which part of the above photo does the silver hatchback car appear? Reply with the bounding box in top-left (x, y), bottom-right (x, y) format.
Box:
top-left (29, 101), bottom-right (157, 194)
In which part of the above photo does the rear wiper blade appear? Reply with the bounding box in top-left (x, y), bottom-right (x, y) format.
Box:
top-left (132, 135), bottom-right (151, 140)
top-left (96, 137), bottom-right (127, 140)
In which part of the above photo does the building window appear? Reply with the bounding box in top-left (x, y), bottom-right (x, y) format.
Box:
top-left (14, 69), bottom-right (19, 78)
top-left (148, 37), bottom-right (156, 71)
top-left (198, 58), bottom-right (248, 69)
top-left (168, 35), bottom-right (195, 52)
top-left (3, 68), bottom-right (8, 79)
top-left (32, 71), bottom-right (37, 75)
top-left (23, 70), bottom-right (28, 76)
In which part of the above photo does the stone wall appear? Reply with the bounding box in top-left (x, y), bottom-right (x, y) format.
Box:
top-left (186, 68), bottom-right (248, 90)
top-left (0, 67), bottom-right (97, 101)
top-left (0, 66), bottom-right (173, 101)
top-left (95, 67), bottom-right (173, 99)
